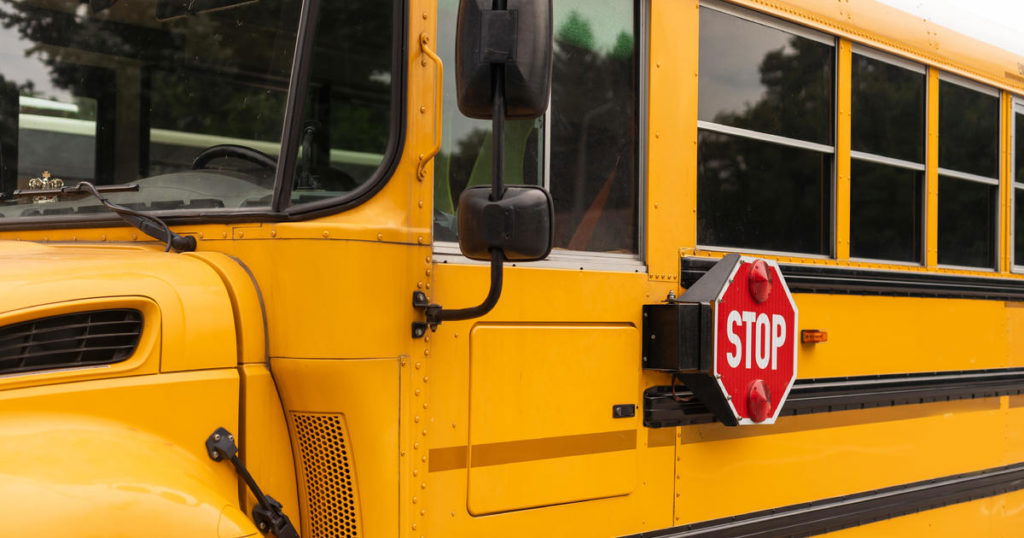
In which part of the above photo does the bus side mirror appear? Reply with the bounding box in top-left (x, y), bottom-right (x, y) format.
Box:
top-left (413, 0), bottom-right (553, 336)
top-left (457, 185), bottom-right (553, 262)
top-left (455, 0), bottom-right (553, 119)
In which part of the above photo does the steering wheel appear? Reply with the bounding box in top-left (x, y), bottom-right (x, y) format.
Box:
top-left (192, 144), bottom-right (277, 171)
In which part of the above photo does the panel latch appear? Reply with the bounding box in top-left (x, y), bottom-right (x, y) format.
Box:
top-left (206, 427), bottom-right (299, 538)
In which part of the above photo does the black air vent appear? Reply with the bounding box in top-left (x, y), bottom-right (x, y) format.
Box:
top-left (0, 309), bottom-right (143, 375)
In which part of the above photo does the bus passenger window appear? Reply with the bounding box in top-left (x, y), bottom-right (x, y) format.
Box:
top-left (697, 4), bottom-right (834, 255)
top-left (434, 0), bottom-right (640, 255)
top-left (849, 51), bottom-right (924, 263)
top-left (937, 77), bottom-right (999, 269)
top-left (1014, 104), bottom-right (1024, 268)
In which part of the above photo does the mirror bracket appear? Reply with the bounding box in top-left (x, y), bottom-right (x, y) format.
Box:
top-left (412, 0), bottom-right (552, 339)
top-left (411, 248), bottom-right (505, 338)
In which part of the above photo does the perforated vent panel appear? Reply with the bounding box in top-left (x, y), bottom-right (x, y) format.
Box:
top-left (292, 413), bottom-right (361, 538)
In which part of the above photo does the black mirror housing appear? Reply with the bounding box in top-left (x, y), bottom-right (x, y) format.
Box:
top-left (457, 185), bottom-right (553, 262)
top-left (455, 0), bottom-right (553, 119)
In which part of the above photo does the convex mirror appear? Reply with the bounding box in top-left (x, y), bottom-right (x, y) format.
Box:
top-left (457, 186), bottom-right (553, 262)
top-left (455, 0), bottom-right (553, 119)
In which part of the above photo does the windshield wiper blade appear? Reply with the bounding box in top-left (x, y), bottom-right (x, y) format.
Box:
top-left (11, 183), bottom-right (140, 198)
top-left (67, 182), bottom-right (197, 253)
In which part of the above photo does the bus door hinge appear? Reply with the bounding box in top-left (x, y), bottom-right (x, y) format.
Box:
top-left (206, 427), bottom-right (299, 538)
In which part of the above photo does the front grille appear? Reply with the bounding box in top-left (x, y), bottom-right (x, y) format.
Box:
top-left (0, 309), bottom-right (143, 375)
top-left (292, 412), bottom-right (362, 538)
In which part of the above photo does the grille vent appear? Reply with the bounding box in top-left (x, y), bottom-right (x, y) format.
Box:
top-left (0, 309), bottom-right (142, 375)
top-left (292, 412), bottom-right (362, 538)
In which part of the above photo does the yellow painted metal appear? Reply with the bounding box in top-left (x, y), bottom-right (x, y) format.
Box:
top-left (648, 0), bottom-right (699, 278)
top-left (466, 324), bottom-right (639, 514)
top-left (0, 370), bottom-right (249, 536)
top-left (0, 241), bottom-right (237, 373)
top-left (926, 68), bottom-right (940, 268)
top-left (796, 294), bottom-right (1012, 377)
top-left (270, 358), bottom-right (400, 538)
top-left (1002, 92), bottom-right (1014, 274)
top-left (2, 0), bottom-right (1024, 535)
top-left (0, 296), bottom-right (160, 391)
top-left (239, 364), bottom-right (300, 528)
top-left (187, 252), bottom-right (268, 364)
top-left (835, 38), bottom-right (852, 261)
top-left (676, 398), bottom-right (1010, 524)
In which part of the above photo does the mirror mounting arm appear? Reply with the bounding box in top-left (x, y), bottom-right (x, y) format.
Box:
top-left (412, 59), bottom-right (509, 339)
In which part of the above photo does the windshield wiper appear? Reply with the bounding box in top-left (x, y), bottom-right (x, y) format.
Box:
top-left (64, 182), bottom-right (197, 252)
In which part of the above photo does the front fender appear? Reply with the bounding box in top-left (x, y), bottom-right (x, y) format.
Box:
top-left (0, 413), bottom-right (259, 537)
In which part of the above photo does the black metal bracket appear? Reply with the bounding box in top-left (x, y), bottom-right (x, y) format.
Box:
top-left (411, 291), bottom-right (441, 338)
top-left (206, 427), bottom-right (299, 538)
top-left (643, 368), bottom-right (1024, 428)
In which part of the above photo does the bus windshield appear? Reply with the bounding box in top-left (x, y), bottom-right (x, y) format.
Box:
top-left (0, 0), bottom-right (396, 218)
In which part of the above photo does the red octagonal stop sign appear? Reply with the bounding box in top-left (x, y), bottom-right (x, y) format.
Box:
top-left (711, 257), bottom-right (797, 425)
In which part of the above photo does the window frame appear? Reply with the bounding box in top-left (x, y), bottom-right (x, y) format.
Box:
top-left (432, 0), bottom-right (650, 273)
top-left (696, 0), bottom-right (838, 259)
top-left (1012, 98), bottom-right (1024, 273)
top-left (0, 0), bottom-right (408, 230)
top-left (936, 71), bottom-right (1002, 272)
top-left (847, 45), bottom-right (927, 266)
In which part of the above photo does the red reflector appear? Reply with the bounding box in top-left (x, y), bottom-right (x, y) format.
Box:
top-left (801, 330), bottom-right (828, 344)
top-left (748, 260), bottom-right (772, 303)
top-left (747, 379), bottom-right (771, 423)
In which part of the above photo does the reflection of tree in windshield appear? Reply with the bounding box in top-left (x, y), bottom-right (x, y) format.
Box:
top-left (698, 37), bottom-right (833, 255)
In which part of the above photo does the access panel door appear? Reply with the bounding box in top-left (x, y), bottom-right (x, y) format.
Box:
top-left (467, 323), bottom-right (640, 514)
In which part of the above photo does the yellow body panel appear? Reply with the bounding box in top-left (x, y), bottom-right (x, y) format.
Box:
top-left (2, 0), bottom-right (1024, 536)
top-left (271, 358), bottom-right (401, 538)
top-left (0, 370), bottom-right (250, 537)
top-left (466, 323), bottom-right (639, 514)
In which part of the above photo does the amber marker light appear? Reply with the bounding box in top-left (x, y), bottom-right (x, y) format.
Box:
top-left (801, 330), bottom-right (828, 344)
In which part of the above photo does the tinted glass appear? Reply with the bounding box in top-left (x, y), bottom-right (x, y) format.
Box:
top-left (434, 0), bottom-right (639, 253)
top-left (1016, 112), bottom-right (1024, 184)
top-left (0, 0), bottom-right (303, 216)
top-left (286, 1), bottom-right (396, 206)
top-left (939, 80), bottom-right (999, 177)
top-left (698, 131), bottom-right (831, 254)
top-left (851, 54), bottom-right (924, 163)
top-left (698, 7), bottom-right (834, 145)
top-left (850, 160), bottom-right (921, 262)
top-left (938, 176), bottom-right (996, 268)
top-left (1016, 189), bottom-right (1024, 266)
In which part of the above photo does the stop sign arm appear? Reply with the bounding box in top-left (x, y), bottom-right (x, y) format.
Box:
top-left (642, 253), bottom-right (798, 426)
top-left (645, 254), bottom-right (745, 426)
top-left (676, 253), bottom-right (742, 303)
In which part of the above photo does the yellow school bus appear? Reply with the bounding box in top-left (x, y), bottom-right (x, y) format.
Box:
top-left (2, 0), bottom-right (1024, 536)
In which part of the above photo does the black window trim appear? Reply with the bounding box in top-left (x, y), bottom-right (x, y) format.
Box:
top-left (0, 0), bottom-right (408, 231)
top-left (937, 71), bottom-right (1001, 272)
top-left (848, 45), bottom-right (927, 266)
top-left (697, 0), bottom-right (838, 258)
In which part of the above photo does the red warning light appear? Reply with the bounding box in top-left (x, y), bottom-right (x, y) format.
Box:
top-left (748, 259), bottom-right (772, 303)
top-left (747, 379), bottom-right (772, 423)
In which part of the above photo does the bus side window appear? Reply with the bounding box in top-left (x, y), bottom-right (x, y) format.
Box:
top-left (849, 50), bottom-right (925, 263)
top-left (937, 76), bottom-right (999, 269)
top-left (696, 3), bottom-right (835, 256)
top-left (434, 0), bottom-right (640, 255)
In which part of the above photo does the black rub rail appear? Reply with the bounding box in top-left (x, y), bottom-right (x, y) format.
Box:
top-left (621, 461), bottom-right (1024, 537)
top-left (645, 367), bottom-right (1024, 428)
top-left (681, 257), bottom-right (1024, 301)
